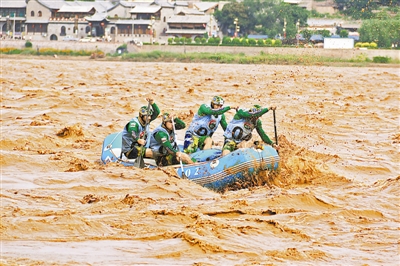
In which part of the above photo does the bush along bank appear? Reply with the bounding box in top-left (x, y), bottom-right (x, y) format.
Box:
top-left (0, 46), bottom-right (94, 57)
top-left (118, 50), bottom-right (398, 65)
top-left (1, 41), bottom-right (398, 65)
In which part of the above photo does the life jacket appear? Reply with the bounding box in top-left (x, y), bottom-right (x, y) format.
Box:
top-left (149, 124), bottom-right (176, 155)
top-left (121, 117), bottom-right (144, 153)
top-left (187, 104), bottom-right (222, 137)
top-left (223, 117), bottom-right (256, 143)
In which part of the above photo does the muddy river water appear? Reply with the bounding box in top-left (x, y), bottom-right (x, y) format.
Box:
top-left (1, 58), bottom-right (399, 265)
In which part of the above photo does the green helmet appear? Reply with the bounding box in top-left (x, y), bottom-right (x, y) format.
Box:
top-left (249, 104), bottom-right (262, 114)
top-left (211, 96), bottom-right (224, 106)
top-left (162, 112), bottom-right (172, 123)
top-left (139, 106), bottom-right (153, 116)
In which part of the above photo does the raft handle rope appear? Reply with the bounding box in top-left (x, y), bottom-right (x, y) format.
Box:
top-left (106, 131), bottom-right (148, 166)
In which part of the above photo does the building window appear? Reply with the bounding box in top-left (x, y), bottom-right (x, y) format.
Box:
top-left (38, 11), bottom-right (42, 17)
top-left (60, 26), bottom-right (66, 36)
top-left (85, 26), bottom-right (90, 34)
top-left (31, 11), bottom-right (35, 17)
top-left (27, 24), bottom-right (36, 33)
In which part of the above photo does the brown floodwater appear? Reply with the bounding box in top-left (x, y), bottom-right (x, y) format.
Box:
top-left (1, 57), bottom-right (399, 266)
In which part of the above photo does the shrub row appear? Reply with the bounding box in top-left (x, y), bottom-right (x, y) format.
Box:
top-left (0, 43), bottom-right (95, 56)
top-left (355, 42), bottom-right (378, 49)
top-left (167, 37), bottom-right (283, 47)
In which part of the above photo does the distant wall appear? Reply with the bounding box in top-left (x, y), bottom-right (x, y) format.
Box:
top-left (1, 40), bottom-right (399, 61)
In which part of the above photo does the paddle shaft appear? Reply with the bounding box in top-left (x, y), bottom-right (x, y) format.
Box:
top-left (134, 101), bottom-right (152, 168)
top-left (273, 109), bottom-right (278, 146)
top-left (143, 101), bottom-right (152, 147)
top-left (171, 116), bottom-right (186, 178)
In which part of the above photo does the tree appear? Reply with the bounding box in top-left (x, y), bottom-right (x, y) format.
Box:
top-left (339, 29), bottom-right (349, 38)
top-left (333, 0), bottom-right (396, 19)
top-left (214, 2), bottom-right (251, 36)
top-left (315, 29), bottom-right (331, 37)
top-left (269, 3), bottom-right (308, 39)
top-left (359, 19), bottom-right (400, 47)
top-left (376, 0), bottom-right (400, 7)
top-left (301, 29), bottom-right (313, 40)
top-left (216, 1), bottom-right (309, 40)
top-left (242, 0), bottom-right (273, 32)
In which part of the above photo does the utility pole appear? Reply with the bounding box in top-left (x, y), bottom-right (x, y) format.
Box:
top-left (13, 13), bottom-right (16, 40)
top-left (283, 18), bottom-right (286, 39)
top-left (6, 15), bottom-right (10, 37)
top-left (233, 18), bottom-right (239, 38)
top-left (74, 15), bottom-right (78, 38)
top-left (148, 16), bottom-right (155, 44)
top-left (296, 19), bottom-right (300, 46)
top-left (209, 15), bottom-right (212, 37)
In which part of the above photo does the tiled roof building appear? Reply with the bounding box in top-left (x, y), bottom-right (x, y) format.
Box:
top-left (0, 0), bottom-right (220, 43)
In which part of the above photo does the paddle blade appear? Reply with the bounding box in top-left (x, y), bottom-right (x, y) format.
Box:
top-left (179, 165), bottom-right (188, 179)
top-left (133, 156), bottom-right (145, 168)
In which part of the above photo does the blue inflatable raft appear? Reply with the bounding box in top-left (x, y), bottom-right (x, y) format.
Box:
top-left (101, 132), bottom-right (279, 191)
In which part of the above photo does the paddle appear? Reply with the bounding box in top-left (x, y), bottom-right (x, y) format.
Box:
top-left (133, 101), bottom-right (151, 168)
top-left (171, 116), bottom-right (188, 179)
top-left (273, 109), bottom-right (279, 154)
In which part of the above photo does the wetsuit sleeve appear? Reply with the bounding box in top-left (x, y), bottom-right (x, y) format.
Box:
top-left (126, 121), bottom-right (140, 140)
top-left (236, 107), bottom-right (269, 119)
top-left (220, 114), bottom-right (228, 131)
top-left (150, 103), bottom-right (160, 122)
top-left (173, 117), bottom-right (186, 130)
top-left (198, 104), bottom-right (231, 116)
top-left (255, 119), bottom-right (273, 145)
top-left (154, 131), bottom-right (178, 154)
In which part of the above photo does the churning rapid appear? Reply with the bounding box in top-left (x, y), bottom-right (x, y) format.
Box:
top-left (1, 57), bottom-right (399, 265)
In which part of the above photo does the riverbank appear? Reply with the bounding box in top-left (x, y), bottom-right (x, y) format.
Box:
top-left (1, 39), bottom-right (400, 62)
top-left (2, 52), bottom-right (399, 69)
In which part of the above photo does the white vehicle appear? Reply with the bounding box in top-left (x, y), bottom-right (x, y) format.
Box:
top-left (63, 35), bottom-right (79, 41)
top-left (79, 37), bottom-right (96, 43)
top-left (125, 38), bottom-right (143, 47)
top-left (134, 39), bottom-right (143, 47)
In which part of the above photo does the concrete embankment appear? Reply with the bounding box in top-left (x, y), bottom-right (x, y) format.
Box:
top-left (1, 39), bottom-right (399, 61)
